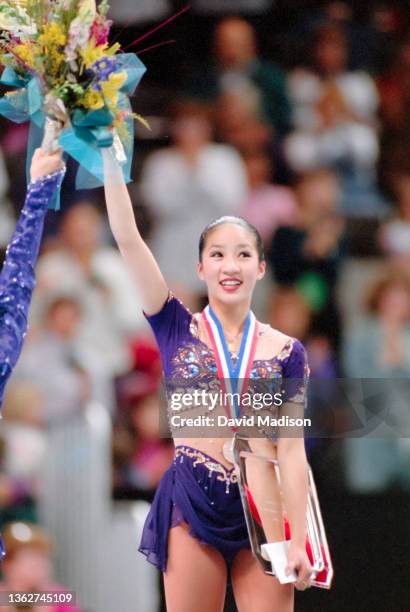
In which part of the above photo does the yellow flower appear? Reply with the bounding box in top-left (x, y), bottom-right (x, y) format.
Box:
top-left (101, 71), bottom-right (127, 106)
top-left (80, 41), bottom-right (107, 69)
top-left (106, 71), bottom-right (127, 89)
top-left (81, 88), bottom-right (104, 110)
top-left (38, 22), bottom-right (67, 49)
top-left (48, 49), bottom-right (65, 76)
top-left (105, 43), bottom-right (121, 57)
top-left (14, 43), bottom-right (36, 69)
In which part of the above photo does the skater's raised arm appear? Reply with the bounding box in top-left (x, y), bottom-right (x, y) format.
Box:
top-left (102, 149), bottom-right (168, 315)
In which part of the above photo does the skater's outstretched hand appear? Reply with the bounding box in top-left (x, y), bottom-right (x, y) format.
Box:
top-left (30, 147), bottom-right (65, 182)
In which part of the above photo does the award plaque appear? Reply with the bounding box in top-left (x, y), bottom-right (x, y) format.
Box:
top-left (232, 435), bottom-right (333, 589)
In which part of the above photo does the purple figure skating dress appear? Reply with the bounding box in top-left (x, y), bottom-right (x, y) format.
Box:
top-left (139, 294), bottom-right (308, 572)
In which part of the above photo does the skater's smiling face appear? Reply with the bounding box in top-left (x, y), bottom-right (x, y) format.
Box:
top-left (197, 219), bottom-right (265, 305)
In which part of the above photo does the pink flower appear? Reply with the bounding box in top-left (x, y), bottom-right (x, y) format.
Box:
top-left (90, 18), bottom-right (112, 46)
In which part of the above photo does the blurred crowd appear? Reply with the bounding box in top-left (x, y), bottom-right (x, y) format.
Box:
top-left (0, 1), bottom-right (410, 603)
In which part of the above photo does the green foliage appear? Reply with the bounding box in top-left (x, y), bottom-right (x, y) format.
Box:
top-left (98, 0), bottom-right (110, 18)
top-left (53, 79), bottom-right (85, 103)
top-left (60, 0), bottom-right (80, 30)
top-left (25, 0), bottom-right (45, 30)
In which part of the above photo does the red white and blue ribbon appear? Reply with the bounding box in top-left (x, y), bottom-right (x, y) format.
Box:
top-left (201, 305), bottom-right (258, 419)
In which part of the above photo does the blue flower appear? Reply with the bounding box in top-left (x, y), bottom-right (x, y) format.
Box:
top-left (89, 57), bottom-right (117, 90)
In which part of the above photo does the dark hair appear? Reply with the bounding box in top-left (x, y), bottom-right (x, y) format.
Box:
top-left (168, 99), bottom-right (212, 123)
top-left (198, 216), bottom-right (264, 262)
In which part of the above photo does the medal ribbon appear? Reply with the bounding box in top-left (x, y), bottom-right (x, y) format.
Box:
top-left (201, 305), bottom-right (258, 420)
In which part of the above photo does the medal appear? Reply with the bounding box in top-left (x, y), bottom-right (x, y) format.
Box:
top-left (201, 305), bottom-right (258, 422)
top-left (222, 439), bottom-right (234, 463)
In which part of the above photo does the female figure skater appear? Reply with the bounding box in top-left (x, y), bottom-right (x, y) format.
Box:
top-left (103, 150), bottom-right (312, 611)
top-left (0, 148), bottom-right (65, 406)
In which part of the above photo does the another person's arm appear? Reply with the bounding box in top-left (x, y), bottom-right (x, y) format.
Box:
top-left (102, 149), bottom-right (168, 315)
top-left (0, 148), bottom-right (65, 406)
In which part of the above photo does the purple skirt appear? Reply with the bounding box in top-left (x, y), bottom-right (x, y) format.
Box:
top-left (139, 445), bottom-right (250, 572)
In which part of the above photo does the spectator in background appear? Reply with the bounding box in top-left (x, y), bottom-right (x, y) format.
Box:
top-left (113, 381), bottom-right (173, 498)
top-left (379, 171), bottom-right (410, 268)
top-left (13, 294), bottom-right (91, 426)
top-left (140, 100), bottom-right (247, 310)
top-left (186, 17), bottom-right (292, 140)
top-left (240, 150), bottom-right (297, 247)
top-left (268, 287), bottom-right (337, 460)
top-left (34, 201), bottom-right (143, 379)
top-left (0, 384), bottom-right (45, 525)
top-left (0, 522), bottom-right (80, 612)
top-left (378, 34), bottom-right (410, 136)
top-left (343, 269), bottom-right (410, 492)
top-left (215, 87), bottom-right (273, 156)
top-left (293, 2), bottom-right (392, 73)
top-left (269, 169), bottom-right (345, 348)
top-left (269, 287), bottom-right (337, 378)
top-left (344, 269), bottom-right (410, 377)
top-left (377, 34), bottom-right (410, 190)
top-left (268, 288), bottom-right (312, 342)
top-left (286, 23), bottom-right (380, 214)
top-left (113, 338), bottom-right (172, 499)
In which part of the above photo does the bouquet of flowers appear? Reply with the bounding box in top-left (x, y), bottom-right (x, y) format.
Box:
top-left (0, 0), bottom-right (147, 207)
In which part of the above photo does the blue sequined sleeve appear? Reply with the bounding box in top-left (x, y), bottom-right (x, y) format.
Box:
top-left (0, 169), bottom-right (65, 407)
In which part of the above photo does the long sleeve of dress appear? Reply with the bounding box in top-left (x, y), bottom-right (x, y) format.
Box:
top-left (0, 169), bottom-right (65, 408)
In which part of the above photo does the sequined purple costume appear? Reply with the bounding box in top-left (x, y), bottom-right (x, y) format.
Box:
top-left (139, 296), bottom-right (308, 573)
top-left (0, 169), bottom-right (64, 558)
